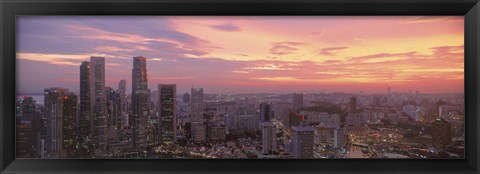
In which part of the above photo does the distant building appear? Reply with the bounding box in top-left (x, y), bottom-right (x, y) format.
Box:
top-left (232, 114), bottom-right (258, 133)
top-left (207, 121), bottom-right (226, 141)
top-left (349, 96), bottom-right (357, 113)
top-left (158, 84), bottom-right (177, 144)
top-left (259, 102), bottom-right (273, 122)
top-left (273, 102), bottom-right (292, 122)
top-left (439, 105), bottom-right (448, 118)
top-left (291, 125), bottom-right (315, 158)
top-left (183, 92), bottom-right (191, 103)
top-left (190, 88), bottom-right (204, 123)
top-left (191, 122), bottom-right (206, 143)
top-left (292, 93), bottom-right (304, 112)
top-left (334, 127), bottom-right (346, 148)
top-left (432, 119), bottom-right (452, 148)
top-left (118, 80), bottom-right (127, 128)
top-left (190, 88), bottom-right (205, 143)
top-left (260, 121), bottom-right (277, 154)
top-left (289, 112), bottom-right (302, 128)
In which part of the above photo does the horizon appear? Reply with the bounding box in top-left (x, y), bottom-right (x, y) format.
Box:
top-left (16, 16), bottom-right (464, 94)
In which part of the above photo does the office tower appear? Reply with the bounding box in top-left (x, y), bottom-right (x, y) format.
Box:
top-left (349, 96), bottom-right (357, 113)
top-left (106, 87), bottom-right (121, 129)
top-left (439, 105), bottom-right (448, 118)
top-left (44, 87), bottom-right (67, 158)
top-left (61, 92), bottom-right (78, 157)
top-left (118, 80), bottom-right (127, 128)
top-left (131, 56), bottom-right (149, 150)
top-left (90, 56), bottom-right (108, 155)
top-left (436, 100), bottom-right (447, 117)
top-left (183, 92), bottom-right (191, 103)
top-left (190, 88), bottom-right (205, 142)
top-left (190, 88), bottom-right (204, 123)
top-left (292, 93), bottom-right (304, 112)
top-left (16, 123), bottom-right (32, 158)
top-left (80, 61), bottom-right (91, 122)
top-left (260, 121), bottom-right (277, 154)
top-left (191, 122), bottom-right (206, 143)
top-left (334, 127), bottom-right (345, 148)
top-left (20, 96), bottom-right (36, 121)
top-left (158, 84), bottom-right (177, 144)
top-left (387, 87), bottom-right (391, 95)
top-left (432, 119), bottom-right (452, 148)
top-left (259, 102), bottom-right (273, 122)
top-left (291, 125), bottom-right (315, 158)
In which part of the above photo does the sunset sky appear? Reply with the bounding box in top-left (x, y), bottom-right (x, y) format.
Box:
top-left (16, 16), bottom-right (464, 94)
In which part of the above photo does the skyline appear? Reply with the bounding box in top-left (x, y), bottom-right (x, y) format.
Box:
top-left (16, 16), bottom-right (464, 94)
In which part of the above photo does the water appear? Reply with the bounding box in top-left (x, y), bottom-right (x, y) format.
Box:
top-left (16, 94), bottom-right (44, 106)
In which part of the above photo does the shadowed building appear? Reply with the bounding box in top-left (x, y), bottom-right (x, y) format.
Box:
top-left (158, 84), bottom-right (177, 144)
top-left (90, 56), bottom-right (108, 156)
top-left (131, 56), bottom-right (149, 150)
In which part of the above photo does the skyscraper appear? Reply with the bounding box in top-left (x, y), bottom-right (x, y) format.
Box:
top-left (349, 96), bottom-right (357, 113)
top-left (44, 87), bottom-right (67, 158)
top-left (260, 121), bottom-right (277, 154)
top-left (131, 56), bottom-right (149, 150)
top-left (190, 88), bottom-right (206, 143)
top-left (259, 102), bottom-right (273, 122)
top-left (292, 93), bottom-right (304, 112)
top-left (432, 119), bottom-right (452, 148)
top-left (118, 80), bottom-right (127, 128)
top-left (61, 92), bottom-right (78, 157)
top-left (158, 84), bottom-right (177, 144)
top-left (90, 56), bottom-right (108, 155)
top-left (183, 92), bottom-right (191, 103)
top-left (79, 61), bottom-right (91, 122)
top-left (79, 61), bottom-right (91, 149)
top-left (291, 125), bottom-right (315, 158)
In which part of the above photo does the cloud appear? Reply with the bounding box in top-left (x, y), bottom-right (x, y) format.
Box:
top-left (399, 16), bottom-right (463, 24)
top-left (269, 41), bottom-right (306, 55)
top-left (210, 23), bottom-right (241, 32)
top-left (318, 46), bottom-right (348, 56)
top-left (430, 45), bottom-right (464, 59)
top-left (348, 51), bottom-right (420, 63)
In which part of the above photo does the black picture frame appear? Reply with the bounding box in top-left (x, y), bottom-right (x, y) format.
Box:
top-left (1, 0), bottom-right (479, 173)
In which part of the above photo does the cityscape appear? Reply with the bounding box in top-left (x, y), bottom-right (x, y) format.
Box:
top-left (16, 16), bottom-right (464, 158)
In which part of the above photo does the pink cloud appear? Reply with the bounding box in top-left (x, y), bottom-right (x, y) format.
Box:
top-left (318, 46), bottom-right (348, 56)
top-left (269, 41), bottom-right (306, 55)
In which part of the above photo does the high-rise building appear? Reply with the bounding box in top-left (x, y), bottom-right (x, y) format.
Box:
top-left (432, 119), bottom-right (452, 148)
top-left (44, 87), bottom-right (67, 158)
top-left (80, 61), bottom-right (91, 122)
top-left (387, 87), bottom-right (391, 95)
top-left (291, 125), bottom-right (315, 158)
top-left (79, 61), bottom-right (91, 149)
top-left (118, 80), bottom-right (127, 128)
top-left (106, 87), bottom-right (121, 129)
top-left (260, 121), bottom-right (277, 154)
top-left (259, 102), bottom-right (273, 122)
top-left (292, 93), bottom-right (304, 112)
top-left (61, 92), bottom-right (78, 157)
top-left (131, 56), bottom-right (149, 150)
top-left (190, 88), bottom-right (204, 123)
top-left (90, 56), bottom-right (108, 155)
top-left (158, 84), bottom-right (177, 144)
top-left (334, 127), bottom-right (345, 148)
top-left (183, 92), bottom-right (191, 103)
top-left (190, 88), bottom-right (205, 142)
top-left (349, 96), bottom-right (357, 113)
